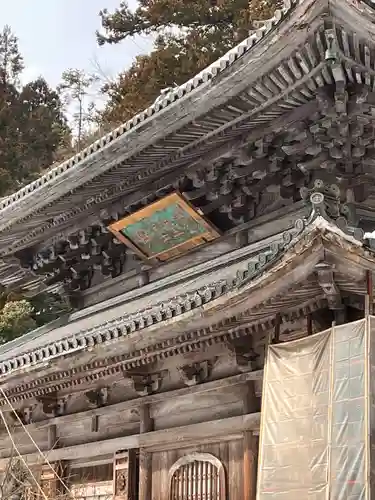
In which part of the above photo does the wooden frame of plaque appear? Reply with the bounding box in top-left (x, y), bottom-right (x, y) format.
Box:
top-left (108, 192), bottom-right (220, 262)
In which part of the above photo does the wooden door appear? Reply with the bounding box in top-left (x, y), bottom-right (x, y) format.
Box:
top-left (169, 454), bottom-right (226, 500)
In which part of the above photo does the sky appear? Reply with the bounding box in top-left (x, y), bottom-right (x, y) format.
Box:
top-left (1, 0), bottom-right (152, 92)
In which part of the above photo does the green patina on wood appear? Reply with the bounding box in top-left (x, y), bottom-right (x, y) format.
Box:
top-left (120, 200), bottom-right (207, 257)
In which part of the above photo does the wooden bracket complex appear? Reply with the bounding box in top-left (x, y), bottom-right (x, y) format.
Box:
top-left (84, 387), bottom-right (109, 407)
top-left (177, 360), bottom-right (215, 386)
top-left (316, 262), bottom-right (343, 310)
top-left (227, 338), bottom-right (259, 371)
top-left (127, 373), bottom-right (163, 396)
top-left (37, 392), bottom-right (67, 417)
top-left (11, 406), bottom-right (35, 425)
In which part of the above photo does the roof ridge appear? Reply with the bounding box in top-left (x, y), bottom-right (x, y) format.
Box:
top-left (0, 0), bottom-right (296, 215)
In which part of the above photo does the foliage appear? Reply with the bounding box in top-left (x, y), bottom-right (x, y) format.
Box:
top-left (0, 26), bottom-right (69, 196)
top-left (0, 456), bottom-right (31, 500)
top-left (0, 25), bottom-right (23, 86)
top-left (0, 289), bottom-right (71, 344)
top-left (58, 69), bottom-right (99, 151)
top-left (0, 4), bottom-right (286, 341)
top-left (97, 0), bottom-right (281, 124)
top-left (0, 300), bottom-right (36, 343)
top-left (15, 78), bottom-right (70, 182)
top-left (97, 0), bottom-right (280, 43)
top-left (29, 292), bottom-right (71, 328)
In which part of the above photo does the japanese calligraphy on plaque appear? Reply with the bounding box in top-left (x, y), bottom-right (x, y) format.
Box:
top-left (108, 193), bottom-right (220, 262)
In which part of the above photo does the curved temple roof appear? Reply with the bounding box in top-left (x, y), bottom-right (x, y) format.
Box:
top-left (0, 198), bottom-right (374, 389)
top-left (0, 0), bottom-right (373, 390)
top-left (0, 0), bottom-right (373, 257)
top-left (0, 0), bottom-right (332, 244)
top-left (0, 0), bottom-right (294, 219)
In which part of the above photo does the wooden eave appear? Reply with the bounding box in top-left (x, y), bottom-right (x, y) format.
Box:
top-left (0, 0), bottom-right (298, 248)
top-left (0, 215), bottom-right (375, 402)
top-left (0, 0), bottom-right (374, 258)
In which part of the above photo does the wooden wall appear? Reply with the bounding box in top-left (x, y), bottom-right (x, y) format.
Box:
top-left (151, 439), bottom-right (244, 500)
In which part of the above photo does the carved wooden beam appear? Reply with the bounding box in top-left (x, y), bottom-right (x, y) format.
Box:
top-left (0, 412), bottom-right (261, 468)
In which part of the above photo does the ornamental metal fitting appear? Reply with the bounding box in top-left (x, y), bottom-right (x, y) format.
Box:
top-left (304, 185), bottom-right (363, 241)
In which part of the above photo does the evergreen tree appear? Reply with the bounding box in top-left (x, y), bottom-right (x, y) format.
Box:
top-left (0, 26), bottom-right (23, 193)
top-left (0, 287), bottom-right (71, 344)
top-left (97, 0), bottom-right (280, 44)
top-left (0, 26), bottom-right (72, 342)
top-left (16, 78), bottom-right (70, 183)
top-left (0, 82), bottom-right (20, 193)
top-left (0, 26), bottom-right (69, 195)
top-left (0, 25), bottom-right (23, 86)
top-left (97, 0), bottom-right (281, 124)
top-left (58, 69), bottom-right (99, 151)
top-left (0, 300), bottom-right (36, 343)
top-left (29, 292), bottom-right (71, 328)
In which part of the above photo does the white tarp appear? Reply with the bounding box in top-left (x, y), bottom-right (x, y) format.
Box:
top-left (257, 319), bottom-right (368, 500)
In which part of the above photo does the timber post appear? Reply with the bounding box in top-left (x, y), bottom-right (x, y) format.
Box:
top-left (47, 424), bottom-right (58, 450)
top-left (113, 450), bottom-right (137, 500)
top-left (40, 462), bottom-right (68, 500)
top-left (366, 270), bottom-right (373, 316)
top-left (243, 383), bottom-right (258, 500)
top-left (138, 404), bottom-right (153, 500)
top-left (243, 431), bottom-right (257, 500)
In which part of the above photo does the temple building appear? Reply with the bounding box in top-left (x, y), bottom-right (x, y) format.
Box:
top-left (1, 0), bottom-right (375, 498)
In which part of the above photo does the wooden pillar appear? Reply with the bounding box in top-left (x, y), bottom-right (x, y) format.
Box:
top-left (139, 404), bottom-right (153, 500)
top-left (366, 270), bottom-right (373, 316)
top-left (243, 383), bottom-right (258, 500)
top-left (307, 313), bottom-right (313, 336)
top-left (334, 307), bottom-right (347, 326)
top-left (40, 462), bottom-right (68, 499)
top-left (113, 450), bottom-right (137, 500)
top-left (272, 313), bottom-right (281, 344)
top-left (139, 404), bottom-right (153, 434)
top-left (47, 424), bottom-right (58, 449)
top-left (244, 431), bottom-right (257, 500)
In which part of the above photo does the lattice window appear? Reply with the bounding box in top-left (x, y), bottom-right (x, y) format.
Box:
top-left (169, 453), bottom-right (226, 500)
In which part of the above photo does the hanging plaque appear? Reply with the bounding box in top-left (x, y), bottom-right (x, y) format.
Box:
top-left (108, 192), bottom-right (220, 262)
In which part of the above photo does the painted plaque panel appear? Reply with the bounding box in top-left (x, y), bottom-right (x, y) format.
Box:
top-left (108, 193), bottom-right (220, 262)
